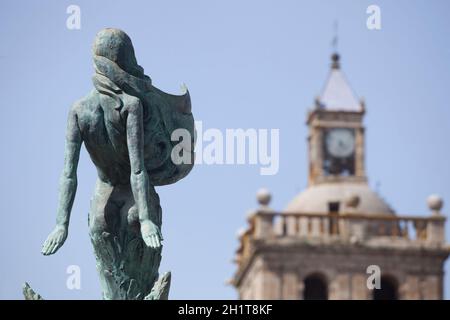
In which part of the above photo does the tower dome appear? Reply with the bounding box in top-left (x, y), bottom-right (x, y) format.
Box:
top-left (285, 182), bottom-right (395, 215)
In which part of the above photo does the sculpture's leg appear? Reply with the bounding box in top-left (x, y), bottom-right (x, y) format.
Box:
top-left (88, 179), bottom-right (118, 299)
top-left (88, 179), bottom-right (165, 300)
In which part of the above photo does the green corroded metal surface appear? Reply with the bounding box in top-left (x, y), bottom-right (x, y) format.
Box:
top-left (23, 283), bottom-right (43, 300)
top-left (35, 28), bottom-right (194, 300)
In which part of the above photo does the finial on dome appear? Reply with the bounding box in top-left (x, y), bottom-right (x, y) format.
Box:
top-left (331, 52), bottom-right (340, 69)
top-left (330, 21), bottom-right (340, 69)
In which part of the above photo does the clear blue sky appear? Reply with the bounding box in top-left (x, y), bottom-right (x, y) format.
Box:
top-left (1, 0), bottom-right (449, 299)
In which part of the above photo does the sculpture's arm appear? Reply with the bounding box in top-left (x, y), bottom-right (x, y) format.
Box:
top-left (42, 108), bottom-right (82, 255)
top-left (127, 99), bottom-right (162, 249)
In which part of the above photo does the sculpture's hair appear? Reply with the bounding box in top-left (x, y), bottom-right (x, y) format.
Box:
top-left (92, 73), bottom-right (123, 111)
top-left (91, 28), bottom-right (151, 114)
top-left (92, 28), bottom-right (145, 79)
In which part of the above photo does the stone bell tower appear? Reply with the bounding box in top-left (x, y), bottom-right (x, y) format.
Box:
top-left (308, 53), bottom-right (366, 186)
top-left (232, 53), bottom-right (450, 300)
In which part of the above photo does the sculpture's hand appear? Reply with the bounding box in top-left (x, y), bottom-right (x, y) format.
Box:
top-left (41, 225), bottom-right (68, 255)
top-left (140, 220), bottom-right (163, 249)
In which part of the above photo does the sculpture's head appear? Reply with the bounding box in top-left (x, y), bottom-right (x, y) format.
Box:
top-left (92, 28), bottom-right (145, 79)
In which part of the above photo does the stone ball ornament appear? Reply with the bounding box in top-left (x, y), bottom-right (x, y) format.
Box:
top-left (427, 194), bottom-right (443, 212)
top-left (256, 188), bottom-right (272, 206)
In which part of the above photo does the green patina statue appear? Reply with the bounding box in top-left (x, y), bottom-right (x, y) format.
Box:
top-left (38, 28), bottom-right (195, 300)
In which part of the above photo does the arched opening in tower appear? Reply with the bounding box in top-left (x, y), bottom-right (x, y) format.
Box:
top-left (303, 274), bottom-right (328, 300)
top-left (373, 275), bottom-right (398, 300)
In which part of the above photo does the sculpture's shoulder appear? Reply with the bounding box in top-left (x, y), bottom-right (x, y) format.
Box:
top-left (70, 90), bottom-right (101, 119)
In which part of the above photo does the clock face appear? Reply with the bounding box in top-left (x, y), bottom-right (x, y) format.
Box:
top-left (326, 128), bottom-right (355, 158)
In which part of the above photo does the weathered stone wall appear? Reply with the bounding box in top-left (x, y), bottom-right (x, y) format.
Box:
top-left (236, 243), bottom-right (446, 300)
